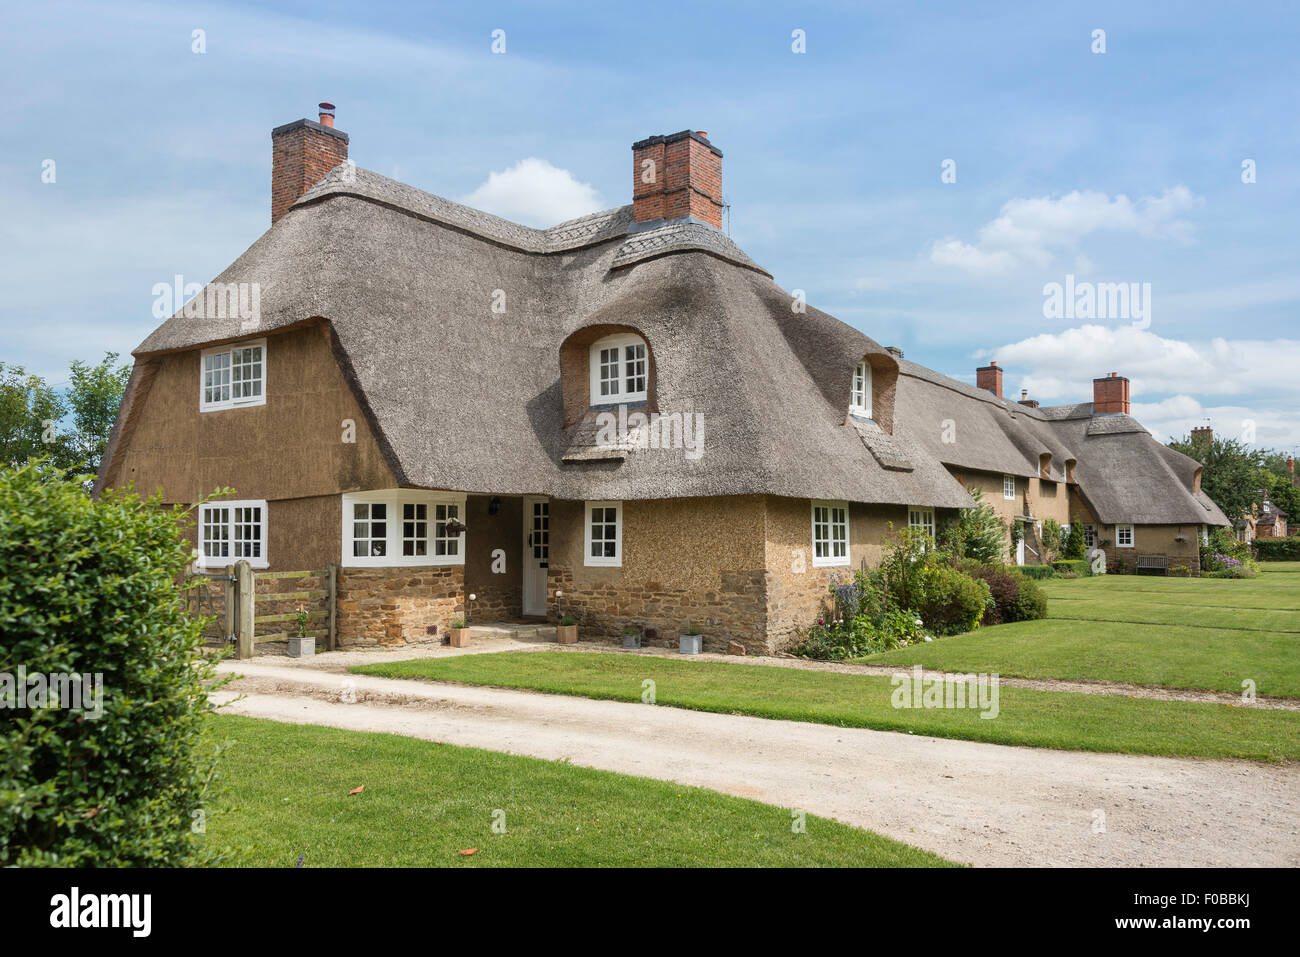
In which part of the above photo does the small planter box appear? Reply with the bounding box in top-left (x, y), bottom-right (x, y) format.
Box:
top-left (556, 624), bottom-right (578, 645)
top-left (622, 632), bottom-right (642, 649)
top-left (449, 628), bottom-right (471, 648)
top-left (288, 636), bottom-right (315, 658)
top-left (679, 634), bottom-right (703, 655)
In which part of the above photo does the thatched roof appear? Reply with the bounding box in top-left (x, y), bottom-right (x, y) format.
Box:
top-left (123, 163), bottom-right (1225, 525)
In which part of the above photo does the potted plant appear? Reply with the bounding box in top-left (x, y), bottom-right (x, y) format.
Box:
top-left (448, 617), bottom-right (471, 648)
top-left (679, 621), bottom-right (703, 655)
top-left (621, 625), bottom-right (642, 649)
top-left (289, 605), bottom-right (315, 658)
top-left (556, 615), bottom-right (578, 645)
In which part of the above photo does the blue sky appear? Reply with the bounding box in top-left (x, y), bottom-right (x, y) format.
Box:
top-left (4, 0), bottom-right (1297, 449)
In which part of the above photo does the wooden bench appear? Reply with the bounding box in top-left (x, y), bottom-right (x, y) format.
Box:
top-left (1136, 555), bottom-right (1169, 574)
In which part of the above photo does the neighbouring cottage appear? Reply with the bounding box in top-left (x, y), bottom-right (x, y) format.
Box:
top-left (98, 104), bottom-right (1230, 653)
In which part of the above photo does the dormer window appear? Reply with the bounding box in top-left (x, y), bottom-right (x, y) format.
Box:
top-left (850, 361), bottom-right (872, 418)
top-left (589, 333), bottom-right (648, 405)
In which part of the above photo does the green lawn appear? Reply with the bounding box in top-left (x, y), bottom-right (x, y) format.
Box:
top-left (205, 714), bottom-right (954, 867)
top-left (351, 652), bottom-right (1300, 762)
top-left (865, 564), bottom-right (1300, 696)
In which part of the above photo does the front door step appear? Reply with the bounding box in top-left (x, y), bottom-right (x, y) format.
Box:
top-left (471, 622), bottom-right (557, 642)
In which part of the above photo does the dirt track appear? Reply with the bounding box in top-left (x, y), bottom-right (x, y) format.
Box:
top-left (214, 660), bottom-right (1300, 867)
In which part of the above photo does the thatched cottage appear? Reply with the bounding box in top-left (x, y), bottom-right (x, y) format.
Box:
top-left (98, 106), bottom-right (1230, 653)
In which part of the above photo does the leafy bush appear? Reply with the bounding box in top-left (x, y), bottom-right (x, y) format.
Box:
top-left (1051, 560), bottom-right (1091, 576)
top-left (1201, 527), bottom-right (1251, 571)
top-left (957, 562), bottom-right (1049, 626)
top-left (1061, 522), bottom-right (1086, 560)
top-left (1041, 519), bottom-right (1062, 562)
top-left (1015, 564), bottom-right (1057, 580)
top-left (917, 564), bottom-right (990, 636)
top-left (1008, 573), bottom-right (1048, 621)
top-left (0, 461), bottom-right (224, 866)
top-left (938, 487), bottom-right (1008, 565)
top-left (1254, 538), bottom-right (1300, 561)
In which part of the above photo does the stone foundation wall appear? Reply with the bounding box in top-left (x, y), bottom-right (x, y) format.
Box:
top-left (336, 565), bottom-right (463, 647)
top-left (549, 562), bottom-right (766, 653)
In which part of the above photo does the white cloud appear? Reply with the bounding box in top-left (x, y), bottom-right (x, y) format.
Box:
top-left (977, 324), bottom-right (1300, 450)
top-left (461, 158), bottom-right (603, 228)
top-left (982, 324), bottom-right (1300, 398)
top-left (930, 187), bottom-right (1203, 275)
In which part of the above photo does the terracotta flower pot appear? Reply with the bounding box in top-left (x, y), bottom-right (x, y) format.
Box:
top-left (556, 624), bottom-right (578, 644)
top-left (449, 627), bottom-right (471, 648)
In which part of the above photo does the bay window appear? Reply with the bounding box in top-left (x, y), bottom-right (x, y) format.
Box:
top-left (342, 490), bottom-right (465, 567)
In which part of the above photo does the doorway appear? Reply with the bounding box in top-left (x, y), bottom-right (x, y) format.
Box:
top-left (522, 497), bottom-right (550, 616)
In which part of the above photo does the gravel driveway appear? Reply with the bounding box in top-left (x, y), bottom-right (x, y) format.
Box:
top-left (213, 660), bottom-right (1299, 867)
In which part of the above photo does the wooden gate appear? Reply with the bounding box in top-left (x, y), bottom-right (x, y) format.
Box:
top-left (187, 562), bottom-right (337, 658)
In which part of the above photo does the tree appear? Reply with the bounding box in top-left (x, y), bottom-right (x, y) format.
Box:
top-left (1167, 433), bottom-right (1265, 525)
top-left (1041, 518), bottom-right (1062, 562)
top-left (0, 363), bottom-right (67, 467)
top-left (0, 352), bottom-right (130, 481)
top-left (938, 486), bottom-right (1009, 565)
top-left (1062, 522), bottom-right (1086, 560)
top-left (1258, 451), bottom-right (1300, 523)
top-left (63, 353), bottom-right (132, 478)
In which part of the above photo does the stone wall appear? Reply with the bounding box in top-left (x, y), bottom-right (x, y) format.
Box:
top-left (547, 496), bottom-right (768, 653)
top-left (761, 496), bottom-right (912, 653)
top-left (336, 565), bottom-right (463, 647)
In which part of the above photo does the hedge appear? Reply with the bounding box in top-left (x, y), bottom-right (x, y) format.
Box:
top-left (1051, 560), bottom-right (1092, 576)
top-left (1253, 538), bottom-right (1300, 562)
top-left (0, 461), bottom-right (224, 866)
top-left (1014, 564), bottom-right (1057, 580)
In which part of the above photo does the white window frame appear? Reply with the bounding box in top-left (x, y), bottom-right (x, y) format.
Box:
top-left (589, 333), bottom-right (648, 405)
top-left (908, 506), bottom-right (936, 539)
top-left (200, 338), bottom-right (266, 412)
top-left (584, 500), bottom-right (623, 567)
top-left (850, 361), bottom-right (872, 418)
top-left (1083, 524), bottom-right (1097, 548)
top-left (811, 500), bottom-right (850, 567)
top-left (196, 499), bottom-right (268, 569)
top-left (1116, 524), bottom-right (1135, 548)
top-left (341, 490), bottom-right (466, 568)
top-left (1003, 474), bottom-right (1016, 500)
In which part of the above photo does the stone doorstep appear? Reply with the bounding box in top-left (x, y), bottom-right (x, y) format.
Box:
top-left (471, 622), bottom-right (558, 642)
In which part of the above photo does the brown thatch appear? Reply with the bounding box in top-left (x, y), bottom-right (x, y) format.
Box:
top-left (118, 163), bottom-right (1226, 527)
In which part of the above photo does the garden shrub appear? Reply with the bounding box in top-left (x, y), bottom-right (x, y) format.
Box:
top-left (1007, 572), bottom-right (1048, 621)
top-left (917, 564), bottom-right (990, 636)
top-left (1051, 560), bottom-right (1090, 576)
top-left (0, 461), bottom-right (224, 866)
top-left (1015, 564), bottom-right (1057, 580)
top-left (1061, 522), bottom-right (1086, 560)
top-left (1254, 538), bottom-right (1300, 561)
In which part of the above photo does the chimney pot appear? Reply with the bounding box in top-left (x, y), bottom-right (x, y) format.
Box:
top-left (631, 129), bottom-right (724, 230)
top-left (271, 103), bottom-right (349, 225)
top-left (1092, 373), bottom-right (1131, 415)
top-left (976, 362), bottom-right (1004, 399)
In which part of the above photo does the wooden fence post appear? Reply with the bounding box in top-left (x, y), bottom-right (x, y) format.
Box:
top-left (224, 564), bottom-right (237, 646)
top-left (236, 560), bottom-right (255, 660)
top-left (327, 563), bottom-right (338, 651)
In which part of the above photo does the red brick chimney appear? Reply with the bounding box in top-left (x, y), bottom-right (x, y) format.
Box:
top-left (976, 361), bottom-right (1003, 399)
top-left (632, 130), bottom-right (723, 229)
top-left (1018, 389), bottom-right (1039, 409)
top-left (271, 102), bottom-right (349, 225)
top-left (1092, 372), bottom-right (1130, 415)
